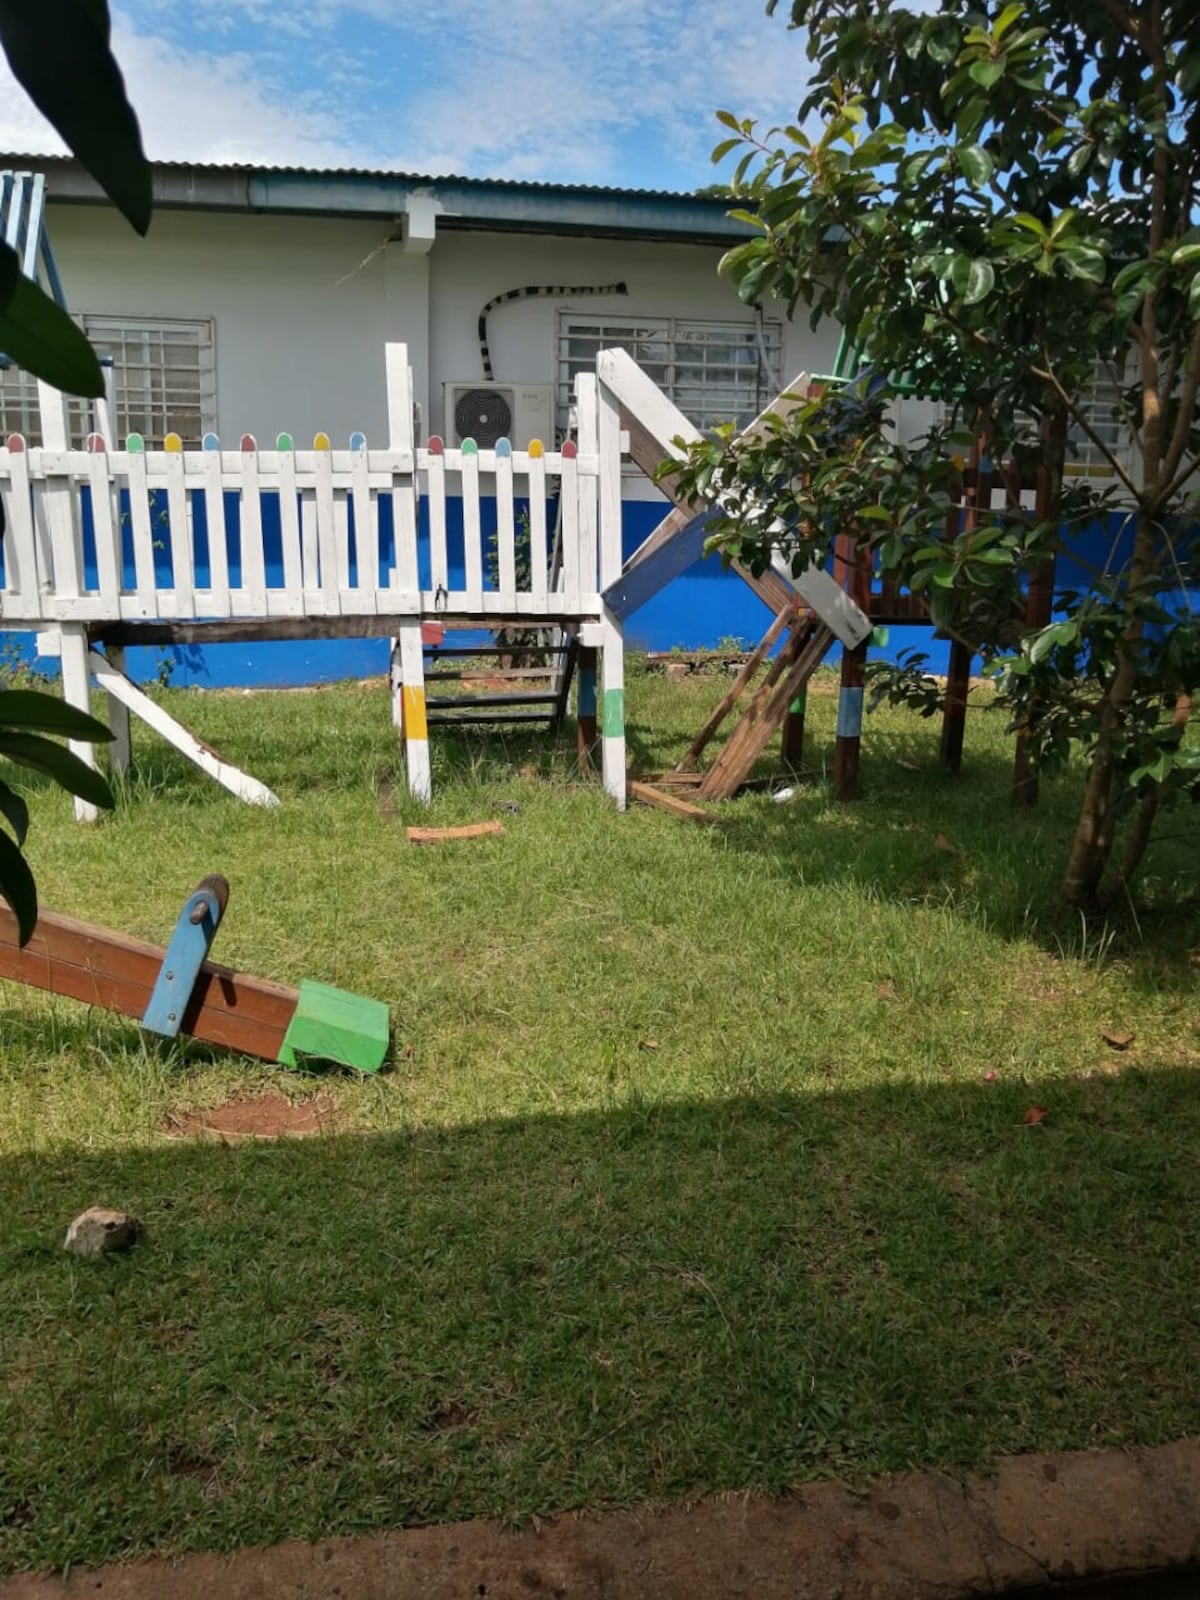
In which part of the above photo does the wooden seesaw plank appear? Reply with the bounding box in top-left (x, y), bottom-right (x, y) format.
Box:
top-left (0, 904), bottom-right (297, 1061)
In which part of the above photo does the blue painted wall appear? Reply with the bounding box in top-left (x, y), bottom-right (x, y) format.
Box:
top-left (2, 496), bottom-right (1193, 687)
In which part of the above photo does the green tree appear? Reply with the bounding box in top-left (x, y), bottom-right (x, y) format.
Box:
top-left (674, 0), bottom-right (1199, 908)
top-left (0, 0), bottom-right (153, 939)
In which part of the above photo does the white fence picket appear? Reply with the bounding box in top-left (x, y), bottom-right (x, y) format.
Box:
top-left (162, 440), bottom-right (195, 618)
top-left (528, 443), bottom-right (548, 598)
top-left (426, 441), bottom-right (448, 597)
top-left (86, 443), bottom-right (122, 612)
top-left (495, 440), bottom-right (516, 605)
top-left (201, 436), bottom-right (232, 618)
top-left (4, 441), bottom-right (40, 618)
top-left (461, 444), bottom-right (483, 604)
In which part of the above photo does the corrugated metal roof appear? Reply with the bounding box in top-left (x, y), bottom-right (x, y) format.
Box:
top-left (1, 153), bottom-right (726, 206)
top-left (0, 154), bottom-right (747, 244)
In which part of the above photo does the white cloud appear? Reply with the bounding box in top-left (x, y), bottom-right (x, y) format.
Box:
top-left (0, 19), bottom-right (381, 168)
top-left (0, 0), bottom-right (812, 185)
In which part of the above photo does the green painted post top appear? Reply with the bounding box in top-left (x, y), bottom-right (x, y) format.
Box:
top-left (276, 432), bottom-right (294, 451)
top-left (460, 438), bottom-right (478, 456)
top-left (277, 979), bottom-right (390, 1074)
top-left (126, 433), bottom-right (145, 454)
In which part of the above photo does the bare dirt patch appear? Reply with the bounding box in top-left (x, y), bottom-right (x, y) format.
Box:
top-left (164, 1091), bottom-right (339, 1142)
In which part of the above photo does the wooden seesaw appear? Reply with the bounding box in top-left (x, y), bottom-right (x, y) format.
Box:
top-left (0, 875), bottom-right (390, 1073)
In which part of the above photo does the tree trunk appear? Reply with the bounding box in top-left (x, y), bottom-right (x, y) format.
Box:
top-left (1061, 513), bottom-right (1159, 908)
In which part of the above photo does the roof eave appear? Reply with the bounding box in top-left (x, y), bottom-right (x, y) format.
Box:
top-left (18, 157), bottom-right (754, 244)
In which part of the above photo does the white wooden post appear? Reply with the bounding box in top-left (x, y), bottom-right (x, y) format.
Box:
top-left (597, 373), bottom-right (626, 807)
top-left (59, 625), bottom-right (100, 823)
top-left (383, 346), bottom-right (430, 803)
top-left (392, 622), bottom-right (431, 803)
top-left (38, 379), bottom-right (103, 821)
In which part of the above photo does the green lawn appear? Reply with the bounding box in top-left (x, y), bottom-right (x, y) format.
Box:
top-left (1, 663), bottom-right (1198, 1573)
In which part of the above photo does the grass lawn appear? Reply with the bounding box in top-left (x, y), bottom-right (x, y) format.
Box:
top-left (1, 661), bottom-right (1198, 1573)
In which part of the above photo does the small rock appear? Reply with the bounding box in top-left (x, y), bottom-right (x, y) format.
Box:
top-left (63, 1207), bottom-right (142, 1258)
top-left (772, 786), bottom-right (796, 804)
top-left (664, 661), bottom-right (690, 680)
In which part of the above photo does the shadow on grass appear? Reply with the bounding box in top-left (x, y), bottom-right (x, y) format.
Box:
top-left (3, 1069), bottom-right (1200, 1572)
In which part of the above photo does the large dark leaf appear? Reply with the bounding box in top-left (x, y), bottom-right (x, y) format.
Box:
top-left (0, 777), bottom-right (28, 845)
top-left (0, 827), bottom-right (37, 944)
top-left (0, 0), bottom-right (151, 235)
top-left (0, 732), bottom-right (115, 810)
top-left (0, 689), bottom-right (115, 742)
top-left (0, 272), bottom-right (104, 396)
top-left (0, 241), bottom-right (18, 316)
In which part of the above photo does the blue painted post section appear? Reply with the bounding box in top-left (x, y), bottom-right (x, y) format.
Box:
top-left (601, 510), bottom-right (718, 622)
top-left (142, 876), bottom-right (229, 1039)
top-left (576, 645), bottom-right (598, 764)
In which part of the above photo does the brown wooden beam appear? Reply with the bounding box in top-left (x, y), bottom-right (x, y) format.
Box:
top-left (0, 905), bottom-right (296, 1061)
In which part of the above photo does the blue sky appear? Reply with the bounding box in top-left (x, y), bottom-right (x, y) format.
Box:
top-left (0, 2), bottom-right (811, 191)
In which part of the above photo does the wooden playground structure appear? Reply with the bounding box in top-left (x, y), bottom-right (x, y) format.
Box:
top-left (0, 321), bottom-right (1065, 818)
top-left (0, 343), bottom-right (876, 818)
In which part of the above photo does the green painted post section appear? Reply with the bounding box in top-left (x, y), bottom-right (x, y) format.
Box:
top-left (277, 979), bottom-right (390, 1074)
top-left (602, 687), bottom-right (625, 738)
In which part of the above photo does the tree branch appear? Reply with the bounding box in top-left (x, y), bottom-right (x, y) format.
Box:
top-left (1160, 322), bottom-right (1200, 487)
top-left (1030, 348), bottom-right (1142, 498)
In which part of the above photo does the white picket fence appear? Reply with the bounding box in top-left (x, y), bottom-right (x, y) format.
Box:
top-left (0, 346), bottom-right (605, 625)
top-left (0, 343), bottom-right (629, 817)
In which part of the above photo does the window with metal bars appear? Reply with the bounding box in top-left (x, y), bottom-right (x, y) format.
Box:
top-left (0, 316), bottom-right (216, 447)
top-left (557, 313), bottom-right (783, 435)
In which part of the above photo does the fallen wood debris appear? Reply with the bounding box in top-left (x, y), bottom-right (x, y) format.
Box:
top-left (406, 821), bottom-right (506, 844)
top-left (627, 780), bottom-right (734, 829)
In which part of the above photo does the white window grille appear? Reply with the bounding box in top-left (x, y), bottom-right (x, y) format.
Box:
top-left (0, 316), bottom-right (216, 447)
top-left (557, 313), bottom-right (783, 434)
top-left (1063, 357), bottom-right (1135, 480)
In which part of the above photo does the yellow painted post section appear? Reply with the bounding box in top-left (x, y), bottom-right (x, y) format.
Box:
top-left (402, 684), bottom-right (427, 741)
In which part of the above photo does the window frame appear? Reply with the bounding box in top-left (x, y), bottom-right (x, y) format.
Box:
top-left (0, 313), bottom-right (217, 448)
top-left (555, 311), bottom-right (784, 437)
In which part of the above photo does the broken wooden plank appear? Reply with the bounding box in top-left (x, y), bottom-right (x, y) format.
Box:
top-left (406, 821), bottom-right (506, 844)
top-left (627, 781), bottom-right (733, 828)
top-left (676, 606), bottom-right (800, 772)
top-left (699, 624), bottom-right (835, 800)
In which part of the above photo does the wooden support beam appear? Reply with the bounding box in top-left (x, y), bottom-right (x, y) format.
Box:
top-left (0, 904), bottom-right (296, 1061)
top-left (676, 606), bottom-right (797, 772)
top-left (832, 534), bottom-right (872, 802)
top-left (600, 350), bottom-right (871, 648)
top-left (87, 650), bottom-right (280, 810)
top-left (698, 624), bottom-right (834, 800)
top-left (628, 780), bottom-right (733, 828)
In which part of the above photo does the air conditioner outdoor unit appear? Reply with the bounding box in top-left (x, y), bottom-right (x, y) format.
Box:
top-left (443, 382), bottom-right (555, 450)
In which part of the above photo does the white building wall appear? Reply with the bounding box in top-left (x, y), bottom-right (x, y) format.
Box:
top-left (42, 204), bottom-right (839, 471)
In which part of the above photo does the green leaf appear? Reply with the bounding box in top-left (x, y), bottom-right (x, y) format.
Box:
top-left (0, 732), bottom-right (115, 810)
top-left (0, 826), bottom-right (37, 944)
top-left (0, 689), bottom-right (115, 741)
top-left (716, 109), bottom-right (741, 133)
top-left (712, 137), bottom-right (743, 164)
top-left (956, 143), bottom-right (994, 187)
top-left (951, 255), bottom-right (996, 304)
top-left (1171, 243), bottom-right (1200, 266)
top-left (1190, 276), bottom-right (1200, 317)
top-left (994, 1), bottom-right (1025, 38)
top-left (0, 272), bottom-right (104, 397)
top-left (0, 0), bottom-right (151, 235)
top-left (0, 777), bottom-right (28, 845)
top-left (1061, 247), bottom-right (1106, 283)
top-left (968, 59), bottom-right (1005, 89)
